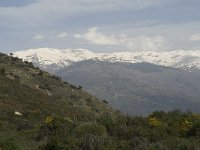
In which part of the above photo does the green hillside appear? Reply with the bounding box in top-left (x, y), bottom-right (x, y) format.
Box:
top-left (1, 53), bottom-right (200, 150)
top-left (0, 53), bottom-right (115, 149)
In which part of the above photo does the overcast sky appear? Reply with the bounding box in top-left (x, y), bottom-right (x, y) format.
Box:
top-left (0, 0), bottom-right (200, 53)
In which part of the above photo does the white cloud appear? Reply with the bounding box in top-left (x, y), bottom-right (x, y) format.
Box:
top-left (75, 28), bottom-right (118, 45)
top-left (57, 32), bottom-right (67, 38)
top-left (33, 34), bottom-right (44, 40)
top-left (74, 34), bottom-right (82, 39)
top-left (75, 28), bottom-right (166, 51)
top-left (190, 34), bottom-right (200, 41)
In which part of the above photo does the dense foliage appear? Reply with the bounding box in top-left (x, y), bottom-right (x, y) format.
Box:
top-left (1, 53), bottom-right (200, 149)
top-left (36, 111), bottom-right (200, 150)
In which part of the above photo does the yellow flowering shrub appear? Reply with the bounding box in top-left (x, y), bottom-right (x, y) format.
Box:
top-left (192, 114), bottom-right (200, 120)
top-left (45, 116), bottom-right (54, 125)
top-left (180, 119), bottom-right (192, 132)
top-left (148, 117), bottom-right (161, 127)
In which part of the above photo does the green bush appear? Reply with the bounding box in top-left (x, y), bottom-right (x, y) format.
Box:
top-left (76, 123), bottom-right (107, 136)
top-left (37, 70), bottom-right (43, 76)
top-left (187, 122), bottom-right (200, 137)
top-left (51, 75), bottom-right (62, 81)
top-left (0, 138), bottom-right (18, 150)
top-left (0, 68), bottom-right (5, 75)
top-left (102, 100), bottom-right (108, 104)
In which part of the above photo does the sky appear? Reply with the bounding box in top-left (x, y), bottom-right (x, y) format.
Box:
top-left (0, 0), bottom-right (200, 53)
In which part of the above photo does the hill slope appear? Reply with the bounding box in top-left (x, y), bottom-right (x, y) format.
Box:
top-left (0, 53), bottom-right (114, 149)
top-left (56, 60), bottom-right (200, 115)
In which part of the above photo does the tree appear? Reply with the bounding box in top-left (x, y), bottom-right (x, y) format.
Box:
top-left (0, 68), bottom-right (5, 75)
top-left (102, 100), bottom-right (108, 104)
top-left (78, 86), bottom-right (83, 90)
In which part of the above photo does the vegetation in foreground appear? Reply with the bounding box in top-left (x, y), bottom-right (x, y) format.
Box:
top-left (1, 110), bottom-right (200, 150)
top-left (0, 53), bottom-right (200, 149)
top-left (40, 110), bottom-right (200, 150)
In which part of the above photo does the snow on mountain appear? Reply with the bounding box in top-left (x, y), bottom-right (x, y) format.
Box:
top-left (14, 48), bottom-right (200, 72)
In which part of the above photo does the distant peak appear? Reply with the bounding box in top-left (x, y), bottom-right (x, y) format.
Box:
top-left (14, 48), bottom-right (200, 73)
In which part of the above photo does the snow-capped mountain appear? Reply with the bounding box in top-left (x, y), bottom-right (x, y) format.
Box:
top-left (14, 48), bottom-right (200, 73)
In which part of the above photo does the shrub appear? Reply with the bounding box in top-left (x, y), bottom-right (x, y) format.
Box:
top-left (77, 86), bottom-right (82, 90)
top-left (11, 57), bottom-right (19, 61)
top-left (16, 120), bottom-right (34, 131)
top-left (9, 72), bottom-right (20, 79)
top-left (76, 123), bottom-right (107, 137)
top-left (52, 75), bottom-right (61, 81)
top-left (37, 70), bottom-right (43, 76)
top-left (148, 117), bottom-right (162, 127)
top-left (79, 134), bottom-right (113, 150)
top-left (180, 119), bottom-right (192, 133)
top-left (102, 100), bottom-right (108, 104)
top-left (187, 122), bottom-right (200, 137)
top-left (24, 61), bottom-right (34, 68)
top-left (0, 138), bottom-right (18, 150)
top-left (45, 116), bottom-right (54, 125)
top-left (0, 68), bottom-right (5, 75)
top-left (70, 84), bottom-right (78, 89)
top-left (64, 81), bottom-right (69, 85)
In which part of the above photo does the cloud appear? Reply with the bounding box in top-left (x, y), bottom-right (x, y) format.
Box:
top-left (190, 34), bottom-right (200, 41)
top-left (74, 28), bottom-right (118, 45)
top-left (74, 34), bottom-right (82, 39)
top-left (33, 34), bottom-right (44, 40)
top-left (74, 28), bottom-right (166, 51)
top-left (0, 0), bottom-right (166, 33)
top-left (0, 0), bottom-right (163, 14)
top-left (57, 32), bottom-right (67, 38)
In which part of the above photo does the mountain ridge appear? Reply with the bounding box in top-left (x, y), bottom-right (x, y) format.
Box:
top-left (56, 60), bottom-right (200, 115)
top-left (14, 48), bottom-right (200, 73)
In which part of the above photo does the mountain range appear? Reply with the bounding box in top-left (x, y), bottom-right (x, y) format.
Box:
top-left (14, 48), bottom-right (200, 73)
top-left (56, 60), bottom-right (200, 115)
top-left (14, 48), bottom-right (200, 115)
